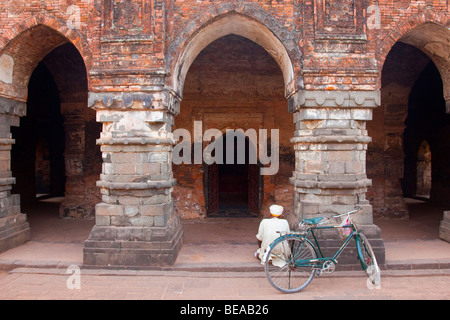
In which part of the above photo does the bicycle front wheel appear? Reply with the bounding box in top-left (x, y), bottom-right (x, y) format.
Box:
top-left (357, 233), bottom-right (381, 287)
top-left (264, 235), bottom-right (317, 293)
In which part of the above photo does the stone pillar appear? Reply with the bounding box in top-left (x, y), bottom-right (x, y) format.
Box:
top-left (60, 109), bottom-right (87, 218)
top-left (83, 91), bottom-right (183, 268)
top-left (0, 97), bottom-right (30, 253)
top-left (384, 106), bottom-right (409, 218)
top-left (440, 211), bottom-right (450, 243)
top-left (289, 90), bottom-right (385, 265)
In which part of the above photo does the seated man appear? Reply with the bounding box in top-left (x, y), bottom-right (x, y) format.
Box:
top-left (255, 204), bottom-right (290, 265)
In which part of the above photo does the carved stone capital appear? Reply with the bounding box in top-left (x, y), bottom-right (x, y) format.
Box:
top-left (289, 90), bottom-right (380, 113)
top-left (0, 96), bottom-right (26, 117)
top-left (88, 90), bottom-right (180, 115)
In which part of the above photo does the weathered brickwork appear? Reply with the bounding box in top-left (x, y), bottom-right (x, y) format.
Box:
top-left (0, 0), bottom-right (448, 267)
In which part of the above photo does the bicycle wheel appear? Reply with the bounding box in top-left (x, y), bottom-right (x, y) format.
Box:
top-left (264, 235), bottom-right (317, 293)
top-left (357, 233), bottom-right (381, 287)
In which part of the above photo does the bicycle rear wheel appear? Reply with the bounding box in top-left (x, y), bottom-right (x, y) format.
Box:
top-left (357, 233), bottom-right (381, 287)
top-left (264, 235), bottom-right (317, 293)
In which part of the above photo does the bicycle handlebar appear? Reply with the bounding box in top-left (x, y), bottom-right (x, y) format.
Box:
top-left (299, 206), bottom-right (363, 227)
top-left (330, 206), bottom-right (362, 219)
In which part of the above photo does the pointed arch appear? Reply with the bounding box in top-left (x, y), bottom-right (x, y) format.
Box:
top-left (376, 12), bottom-right (450, 107)
top-left (167, 9), bottom-right (302, 100)
top-left (0, 14), bottom-right (91, 102)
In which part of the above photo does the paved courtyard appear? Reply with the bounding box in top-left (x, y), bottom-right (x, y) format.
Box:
top-left (0, 268), bottom-right (449, 301)
top-left (0, 199), bottom-right (449, 302)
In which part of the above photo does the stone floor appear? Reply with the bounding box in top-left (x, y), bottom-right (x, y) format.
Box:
top-left (0, 197), bottom-right (449, 271)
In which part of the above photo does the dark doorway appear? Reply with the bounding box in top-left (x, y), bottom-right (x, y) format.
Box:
top-left (403, 61), bottom-right (450, 205)
top-left (205, 132), bottom-right (262, 217)
top-left (11, 61), bottom-right (65, 204)
top-left (219, 162), bottom-right (249, 214)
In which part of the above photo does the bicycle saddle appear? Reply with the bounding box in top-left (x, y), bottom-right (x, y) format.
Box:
top-left (302, 217), bottom-right (324, 225)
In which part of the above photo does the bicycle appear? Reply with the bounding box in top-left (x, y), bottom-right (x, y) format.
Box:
top-left (263, 207), bottom-right (381, 293)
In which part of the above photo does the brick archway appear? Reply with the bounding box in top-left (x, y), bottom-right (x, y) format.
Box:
top-left (167, 8), bottom-right (301, 222)
top-left (0, 21), bottom-right (96, 253)
top-left (369, 15), bottom-right (450, 219)
top-left (171, 33), bottom-right (292, 220)
top-left (0, 15), bottom-right (92, 102)
top-left (167, 9), bottom-right (302, 100)
top-left (375, 13), bottom-right (449, 105)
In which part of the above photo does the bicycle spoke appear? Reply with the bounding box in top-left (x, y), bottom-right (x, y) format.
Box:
top-left (265, 235), bottom-right (317, 293)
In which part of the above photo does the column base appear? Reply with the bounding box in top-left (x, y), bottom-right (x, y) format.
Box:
top-left (83, 216), bottom-right (183, 269)
top-left (0, 213), bottom-right (31, 254)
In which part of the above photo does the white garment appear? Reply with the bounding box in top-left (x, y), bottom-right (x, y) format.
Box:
top-left (256, 217), bottom-right (290, 265)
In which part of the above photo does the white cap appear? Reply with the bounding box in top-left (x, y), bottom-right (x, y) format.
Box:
top-left (270, 205), bottom-right (283, 217)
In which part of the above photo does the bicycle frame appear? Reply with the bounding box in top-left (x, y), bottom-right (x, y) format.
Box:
top-left (264, 207), bottom-right (380, 294)
top-left (293, 223), bottom-right (365, 269)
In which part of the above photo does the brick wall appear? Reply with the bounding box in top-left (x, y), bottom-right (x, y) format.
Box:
top-left (0, 1), bottom-right (448, 91)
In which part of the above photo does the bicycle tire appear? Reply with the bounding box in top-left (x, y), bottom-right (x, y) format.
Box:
top-left (264, 234), bottom-right (317, 293)
top-left (356, 233), bottom-right (381, 287)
